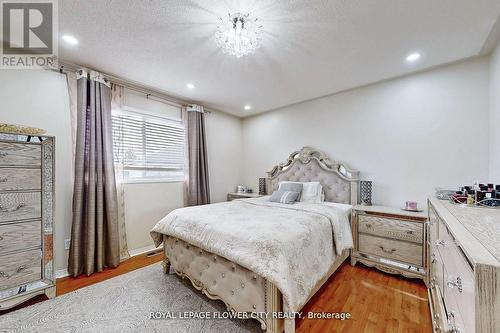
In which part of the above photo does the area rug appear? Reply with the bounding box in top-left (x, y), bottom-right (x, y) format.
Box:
top-left (0, 263), bottom-right (261, 333)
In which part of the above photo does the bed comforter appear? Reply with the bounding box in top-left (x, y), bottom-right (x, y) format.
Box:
top-left (150, 197), bottom-right (353, 312)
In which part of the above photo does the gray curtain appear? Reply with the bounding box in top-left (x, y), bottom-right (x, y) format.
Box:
top-left (68, 72), bottom-right (120, 277)
top-left (186, 106), bottom-right (210, 206)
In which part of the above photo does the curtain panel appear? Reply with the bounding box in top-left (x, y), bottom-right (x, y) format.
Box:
top-left (185, 105), bottom-right (210, 206)
top-left (68, 71), bottom-right (121, 276)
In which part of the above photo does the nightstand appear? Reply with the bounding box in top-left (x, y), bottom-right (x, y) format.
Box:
top-left (227, 192), bottom-right (263, 201)
top-left (351, 205), bottom-right (427, 283)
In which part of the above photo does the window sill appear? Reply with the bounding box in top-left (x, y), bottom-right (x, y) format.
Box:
top-left (121, 179), bottom-right (185, 185)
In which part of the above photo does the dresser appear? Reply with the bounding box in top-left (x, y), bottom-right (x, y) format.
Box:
top-left (0, 133), bottom-right (55, 310)
top-left (351, 205), bottom-right (427, 282)
top-left (428, 197), bottom-right (500, 333)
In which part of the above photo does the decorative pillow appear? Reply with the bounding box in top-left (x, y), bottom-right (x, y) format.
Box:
top-left (277, 182), bottom-right (303, 200)
top-left (269, 190), bottom-right (300, 204)
top-left (279, 181), bottom-right (323, 203)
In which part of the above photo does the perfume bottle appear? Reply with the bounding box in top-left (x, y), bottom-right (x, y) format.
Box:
top-left (467, 194), bottom-right (475, 205)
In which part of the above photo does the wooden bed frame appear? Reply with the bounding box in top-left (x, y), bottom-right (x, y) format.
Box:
top-left (162, 147), bottom-right (359, 333)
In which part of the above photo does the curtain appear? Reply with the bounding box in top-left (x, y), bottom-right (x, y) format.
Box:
top-left (111, 83), bottom-right (130, 261)
top-left (68, 70), bottom-right (120, 276)
top-left (186, 105), bottom-right (210, 206)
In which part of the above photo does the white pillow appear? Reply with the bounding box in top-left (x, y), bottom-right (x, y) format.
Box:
top-left (279, 181), bottom-right (323, 203)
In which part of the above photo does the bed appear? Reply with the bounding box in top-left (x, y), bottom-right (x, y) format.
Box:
top-left (150, 147), bottom-right (359, 333)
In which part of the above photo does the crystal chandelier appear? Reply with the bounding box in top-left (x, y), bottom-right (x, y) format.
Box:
top-left (215, 13), bottom-right (262, 58)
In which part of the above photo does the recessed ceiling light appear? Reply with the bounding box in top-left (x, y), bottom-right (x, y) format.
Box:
top-left (244, 105), bottom-right (251, 110)
top-left (406, 52), bottom-right (421, 62)
top-left (62, 34), bottom-right (78, 45)
top-left (186, 83), bottom-right (195, 89)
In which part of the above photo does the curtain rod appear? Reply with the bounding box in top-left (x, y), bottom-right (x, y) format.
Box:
top-left (51, 61), bottom-right (214, 113)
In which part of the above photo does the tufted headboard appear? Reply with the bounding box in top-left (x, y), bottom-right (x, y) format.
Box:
top-left (266, 147), bottom-right (360, 205)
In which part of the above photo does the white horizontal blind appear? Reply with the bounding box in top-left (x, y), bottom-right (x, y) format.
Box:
top-left (111, 109), bottom-right (185, 181)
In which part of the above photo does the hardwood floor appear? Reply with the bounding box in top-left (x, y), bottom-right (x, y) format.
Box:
top-left (1, 254), bottom-right (432, 332)
top-left (296, 263), bottom-right (432, 333)
top-left (56, 252), bottom-right (164, 295)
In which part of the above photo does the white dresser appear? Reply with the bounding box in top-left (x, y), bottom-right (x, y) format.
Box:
top-left (428, 197), bottom-right (500, 333)
top-left (0, 133), bottom-right (55, 310)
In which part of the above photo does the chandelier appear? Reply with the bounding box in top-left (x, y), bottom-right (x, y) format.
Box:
top-left (215, 13), bottom-right (262, 58)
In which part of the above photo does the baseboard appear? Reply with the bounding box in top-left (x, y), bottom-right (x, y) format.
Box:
top-left (54, 245), bottom-right (160, 281)
top-left (55, 269), bottom-right (69, 279)
top-left (128, 244), bottom-right (161, 257)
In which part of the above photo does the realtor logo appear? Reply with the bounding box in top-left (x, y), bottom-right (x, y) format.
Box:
top-left (1, 0), bottom-right (58, 68)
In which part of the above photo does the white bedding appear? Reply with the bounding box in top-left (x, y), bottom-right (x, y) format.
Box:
top-left (150, 196), bottom-right (353, 312)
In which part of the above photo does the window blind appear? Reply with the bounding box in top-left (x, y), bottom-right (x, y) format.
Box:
top-left (111, 109), bottom-right (185, 181)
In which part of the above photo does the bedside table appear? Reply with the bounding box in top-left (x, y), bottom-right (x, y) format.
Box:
top-left (351, 205), bottom-right (427, 283)
top-left (227, 192), bottom-right (263, 201)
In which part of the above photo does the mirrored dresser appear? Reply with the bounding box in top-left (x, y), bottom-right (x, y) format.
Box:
top-left (0, 133), bottom-right (55, 310)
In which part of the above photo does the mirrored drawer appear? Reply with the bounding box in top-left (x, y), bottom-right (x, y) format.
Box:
top-left (0, 168), bottom-right (41, 191)
top-left (0, 220), bottom-right (41, 254)
top-left (358, 215), bottom-right (423, 243)
top-left (0, 192), bottom-right (41, 223)
top-left (358, 234), bottom-right (423, 266)
top-left (0, 142), bottom-right (40, 166)
top-left (0, 248), bottom-right (42, 291)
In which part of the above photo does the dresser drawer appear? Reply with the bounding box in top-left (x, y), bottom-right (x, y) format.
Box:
top-left (0, 248), bottom-right (42, 290)
top-left (358, 234), bottom-right (423, 266)
top-left (0, 168), bottom-right (41, 191)
top-left (0, 142), bottom-right (40, 166)
top-left (0, 192), bottom-right (41, 223)
top-left (442, 245), bottom-right (475, 333)
top-left (443, 271), bottom-right (469, 333)
top-left (0, 220), bottom-right (41, 254)
top-left (358, 214), bottom-right (423, 243)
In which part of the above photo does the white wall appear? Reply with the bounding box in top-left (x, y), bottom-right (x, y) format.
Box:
top-left (0, 70), bottom-right (74, 271)
top-left (123, 182), bottom-right (184, 253)
top-left (242, 57), bottom-right (491, 208)
top-left (206, 110), bottom-right (243, 202)
top-left (490, 43), bottom-right (500, 184)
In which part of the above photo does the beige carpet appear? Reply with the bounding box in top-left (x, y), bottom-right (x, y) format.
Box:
top-left (0, 263), bottom-right (260, 333)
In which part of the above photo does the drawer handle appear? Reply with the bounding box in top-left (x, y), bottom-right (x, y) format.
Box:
top-left (406, 230), bottom-right (414, 235)
top-left (0, 177), bottom-right (7, 183)
top-left (379, 245), bottom-right (396, 254)
top-left (0, 203), bottom-right (25, 213)
top-left (447, 276), bottom-right (463, 293)
top-left (366, 223), bottom-right (372, 229)
top-left (435, 239), bottom-right (445, 247)
top-left (447, 311), bottom-right (461, 333)
top-left (0, 152), bottom-right (8, 158)
top-left (0, 265), bottom-right (29, 279)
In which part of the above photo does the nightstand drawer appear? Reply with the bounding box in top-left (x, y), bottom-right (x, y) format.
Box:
top-left (358, 234), bottom-right (423, 266)
top-left (358, 214), bottom-right (423, 243)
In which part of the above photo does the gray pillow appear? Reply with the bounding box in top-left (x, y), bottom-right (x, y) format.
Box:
top-left (278, 182), bottom-right (303, 200)
top-left (269, 190), bottom-right (300, 204)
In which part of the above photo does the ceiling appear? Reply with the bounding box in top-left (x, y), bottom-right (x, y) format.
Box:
top-left (59, 0), bottom-right (500, 117)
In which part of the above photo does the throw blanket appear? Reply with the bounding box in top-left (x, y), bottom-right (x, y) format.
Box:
top-left (150, 197), bottom-right (353, 312)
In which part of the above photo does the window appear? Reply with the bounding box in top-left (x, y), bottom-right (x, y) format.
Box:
top-left (111, 109), bottom-right (185, 182)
